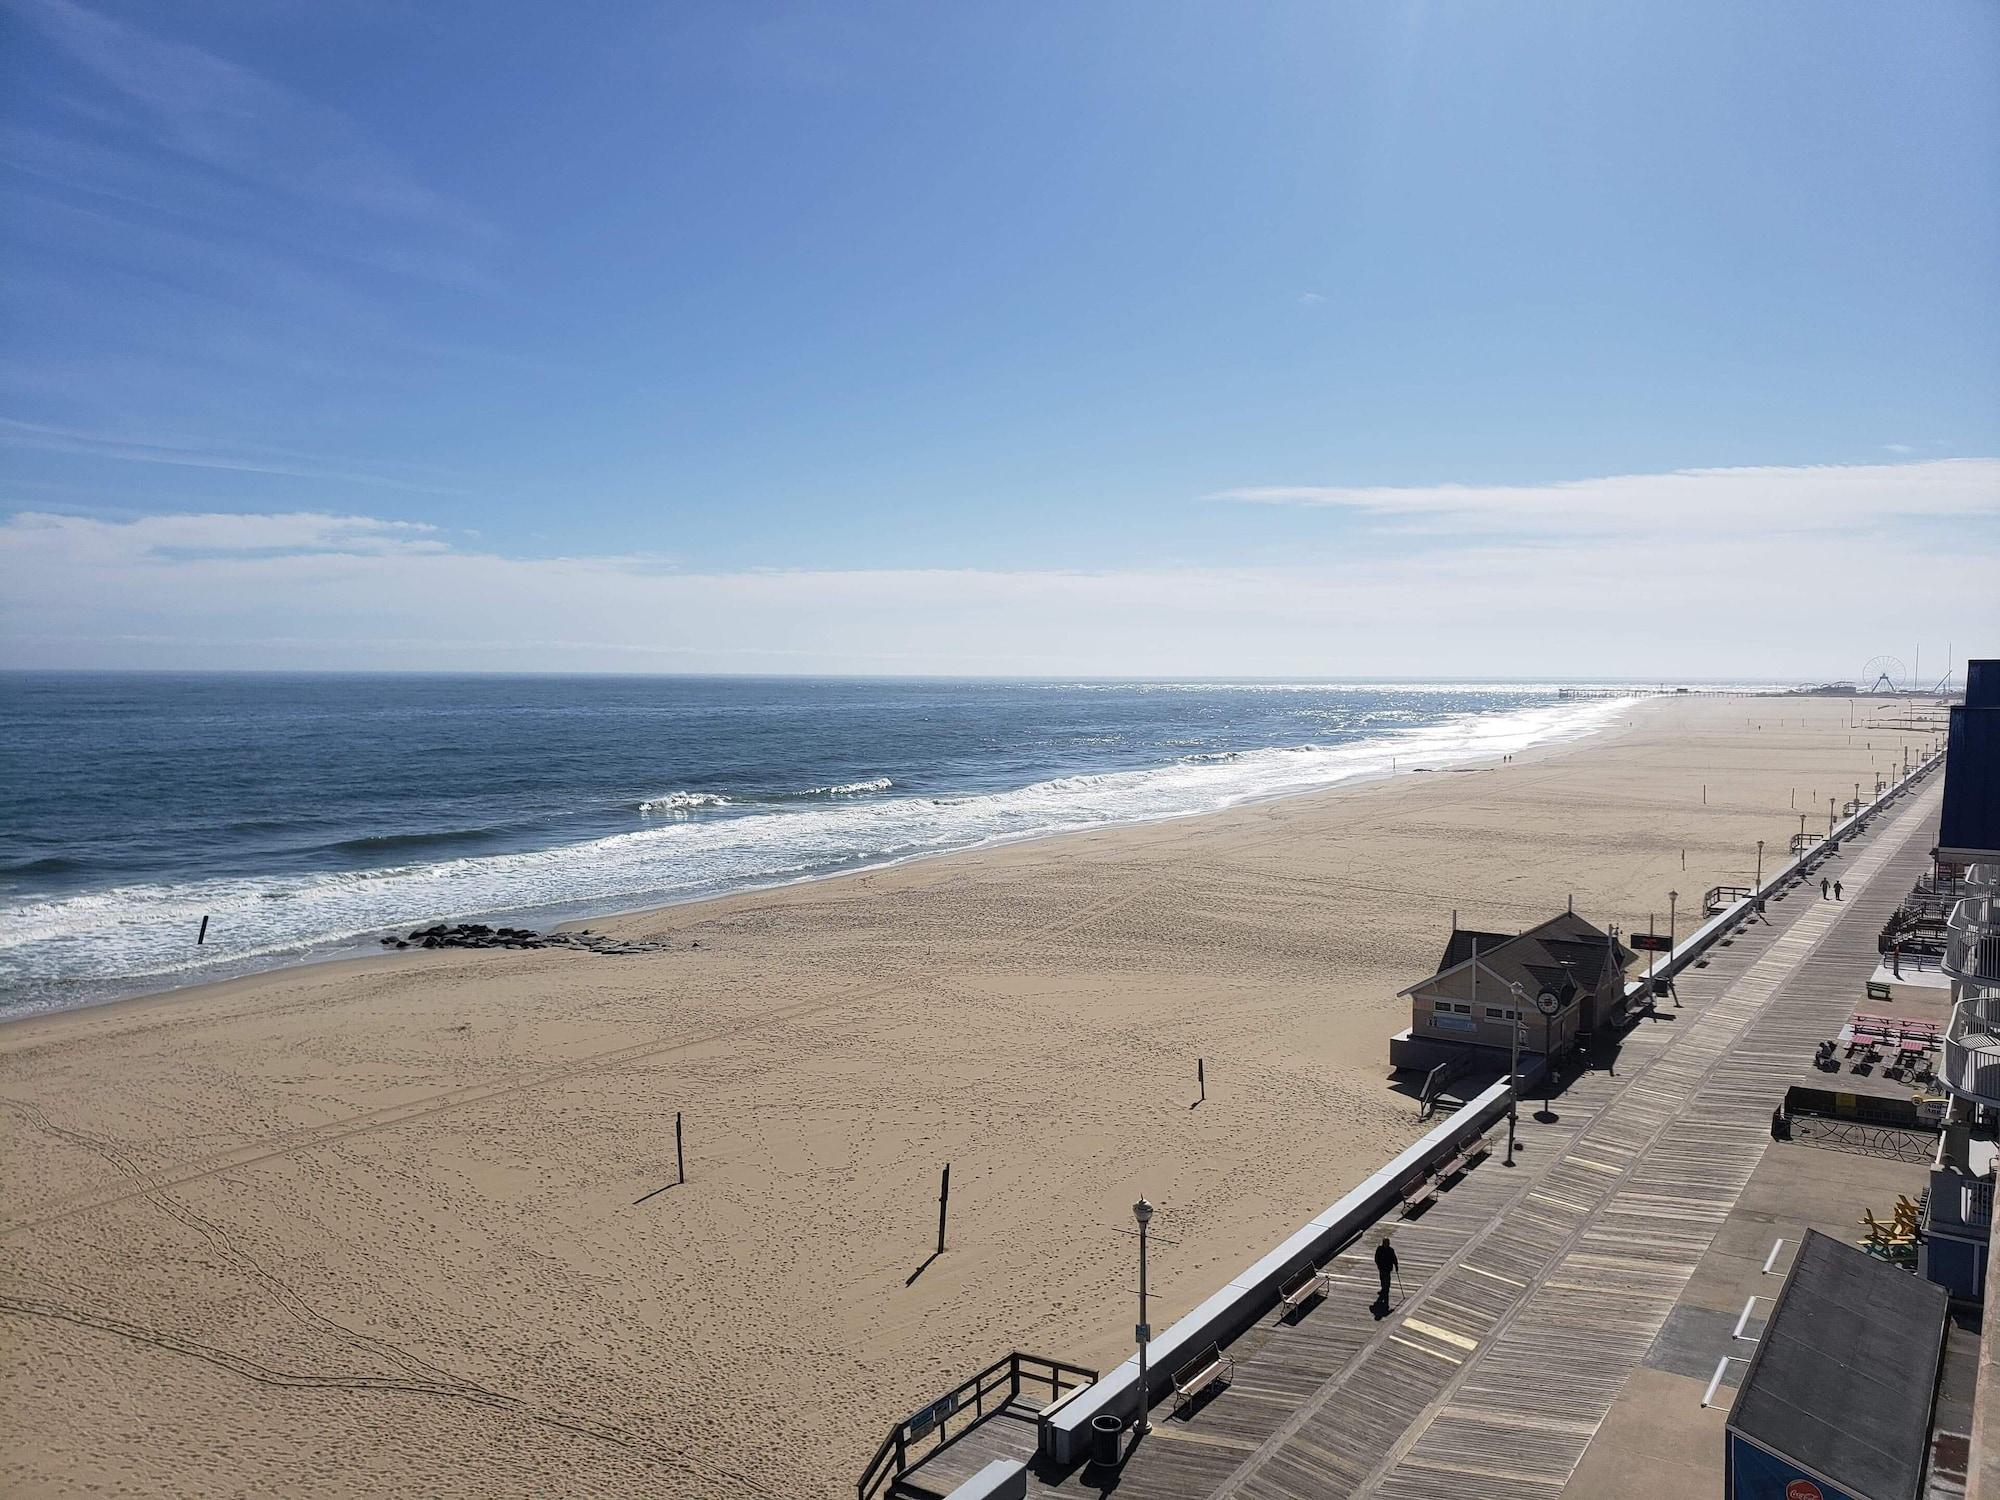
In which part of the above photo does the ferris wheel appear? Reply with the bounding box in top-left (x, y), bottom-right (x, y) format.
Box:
top-left (1861, 655), bottom-right (1907, 695)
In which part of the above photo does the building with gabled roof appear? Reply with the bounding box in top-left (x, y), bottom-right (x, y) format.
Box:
top-left (1388, 909), bottom-right (1633, 1075)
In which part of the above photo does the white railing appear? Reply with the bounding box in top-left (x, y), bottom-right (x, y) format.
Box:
top-left (1946, 931), bottom-right (2000, 989)
top-left (1944, 996), bottom-right (2000, 1106)
top-left (1949, 896), bottom-right (1999, 936)
top-left (1945, 896), bottom-right (2000, 990)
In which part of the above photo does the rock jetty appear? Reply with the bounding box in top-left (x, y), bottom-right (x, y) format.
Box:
top-left (380, 922), bottom-right (672, 956)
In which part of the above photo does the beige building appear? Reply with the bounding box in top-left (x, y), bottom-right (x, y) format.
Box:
top-left (1388, 911), bottom-right (1633, 1074)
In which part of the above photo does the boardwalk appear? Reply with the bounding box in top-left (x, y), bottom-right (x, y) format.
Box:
top-left (897, 776), bottom-right (1943, 1500)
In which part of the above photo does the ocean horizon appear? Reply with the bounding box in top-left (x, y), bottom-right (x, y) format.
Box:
top-left (0, 672), bottom-right (1763, 1017)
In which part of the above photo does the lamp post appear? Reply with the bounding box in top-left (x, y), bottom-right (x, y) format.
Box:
top-left (1754, 840), bottom-right (1764, 914)
top-left (1133, 1197), bottom-right (1153, 1436)
top-left (1506, 982), bottom-right (1527, 1166)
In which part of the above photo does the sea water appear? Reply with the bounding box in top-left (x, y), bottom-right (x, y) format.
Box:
top-left (0, 674), bottom-right (1639, 1015)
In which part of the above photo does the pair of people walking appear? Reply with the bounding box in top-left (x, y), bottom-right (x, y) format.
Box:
top-left (1820, 876), bottom-right (1843, 900)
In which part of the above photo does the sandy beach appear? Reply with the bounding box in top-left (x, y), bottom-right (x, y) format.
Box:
top-left (0, 694), bottom-right (1932, 1499)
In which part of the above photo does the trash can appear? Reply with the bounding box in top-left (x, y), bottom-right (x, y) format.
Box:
top-left (1090, 1413), bottom-right (1123, 1467)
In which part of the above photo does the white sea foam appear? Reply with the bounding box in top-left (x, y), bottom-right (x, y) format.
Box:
top-left (636, 791), bottom-right (731, 814)
top-left (798, 777), bottom-right (893, 797)
top-left (0, 695), bottom-right (1632, 1010)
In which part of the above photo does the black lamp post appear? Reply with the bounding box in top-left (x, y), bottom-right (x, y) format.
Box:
top-left (1132, 1197), bottom-right (1153, 1436)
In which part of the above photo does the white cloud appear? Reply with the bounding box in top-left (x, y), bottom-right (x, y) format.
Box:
top-left (3, 459), bottom-right (1996, 678)
top-left (1207, 458), bottom-right (1999, 540)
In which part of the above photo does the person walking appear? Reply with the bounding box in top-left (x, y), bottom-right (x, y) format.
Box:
top-left (1820, 877), bottom-right (1830, 899)
top-left (1834, 880), bottom-right (1844, 901)
top-left (1374, 1237), bottom-right (1399, 1304)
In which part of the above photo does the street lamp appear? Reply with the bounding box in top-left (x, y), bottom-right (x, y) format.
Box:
top-left (1754, 840), bottom-right (1764, 914)
top-left (1133, 1197), bottom-right (1153, 1436)
top-left (1506, 982), bottom-right (1528, 1166)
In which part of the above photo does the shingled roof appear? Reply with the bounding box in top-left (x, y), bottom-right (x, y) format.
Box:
top-left (1406, 910), bottom-right (1633, 1003)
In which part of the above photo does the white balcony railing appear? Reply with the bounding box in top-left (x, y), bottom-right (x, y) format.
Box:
top-left (1945, 897), bottom-right (2000, 990)
top-left (1944, 996), bottom-right (2000, 1107)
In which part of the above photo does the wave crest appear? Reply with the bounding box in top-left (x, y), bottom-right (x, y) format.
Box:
top-left (637, 792), bottom-right (731, 814)
top-left (796, 777), bottom-right (893, 797)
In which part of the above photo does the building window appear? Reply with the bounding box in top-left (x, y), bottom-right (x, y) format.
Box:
top-left (1485, 1006), bottom-right (1516, 1020)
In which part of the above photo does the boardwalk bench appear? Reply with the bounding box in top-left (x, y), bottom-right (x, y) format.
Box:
top-left (1277, 1265), bottom-right (1328, 1317)
top-left (1440, 1131), bottom-right (1491, 1179)
top-left (1171, 1343), bottom-right (1234, 1416)
top-left (1398, 1173), bottom-right (1437, 1215)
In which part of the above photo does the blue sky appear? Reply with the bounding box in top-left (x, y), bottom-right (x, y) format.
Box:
top-left (3, 0), bottom-right (1997, 675)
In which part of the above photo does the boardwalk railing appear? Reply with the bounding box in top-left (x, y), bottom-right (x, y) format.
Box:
top-left (858, 1352), bottom-right (1095, 1500)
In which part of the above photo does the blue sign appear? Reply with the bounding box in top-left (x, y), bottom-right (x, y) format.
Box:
top-left (1727, 1433), bottom-right (1860, 1500)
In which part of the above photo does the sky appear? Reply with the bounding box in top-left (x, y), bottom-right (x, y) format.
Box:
top-left (2, 0), bottom-right (1996, 680)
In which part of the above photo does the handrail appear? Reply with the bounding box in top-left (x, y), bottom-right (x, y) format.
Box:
top-left (1945, 927), bottom-right (2000, 988)
top-left (857, 1352), bottom-right (1095, 1500)
top-left (1942, 996), bottom-right (2000, 1107)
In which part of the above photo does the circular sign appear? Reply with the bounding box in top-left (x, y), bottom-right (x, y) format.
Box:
top-left (1534, 990), bottom-right (1561, 1016)
top-left (1785, 1481), bottom-right (1822, 1500)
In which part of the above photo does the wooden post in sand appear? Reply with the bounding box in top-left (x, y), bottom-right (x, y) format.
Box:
top-left (676, 1111), bottom-right (685, 1185)
top-left (1198, 1058), bottom-right (1206, 1104)
top-left (937, 1165), bottom-right (951, 1255)
top-left (197, 914), bottom-right (209, 945)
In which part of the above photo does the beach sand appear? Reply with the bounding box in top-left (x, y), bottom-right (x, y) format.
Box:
top-left (0, 695), bottom-right (1928, 1498)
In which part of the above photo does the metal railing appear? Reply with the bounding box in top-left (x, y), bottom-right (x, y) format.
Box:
top-left (857, 1352), bottom-right (1096, 1500)
top-left (1946, 929), bottom-right (2000, 989)
top-left (1943, 996), bottom-right (2000, 1106)
top-left (1704, 884), bottom-right (1754, 916)
top-left (1944, 893), bottom-right (2000, 991)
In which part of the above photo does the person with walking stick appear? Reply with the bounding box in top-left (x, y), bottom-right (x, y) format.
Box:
top-left (1374, 1235), bottom-right (1400, 1311)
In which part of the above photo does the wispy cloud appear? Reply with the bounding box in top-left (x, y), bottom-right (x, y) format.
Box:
top-left (1208, 458), bottom-right (2000, 539)
top-left (0, 418), bottom-right (466, 496)
top-left (10, 0), bottom-right (485, 237)
top-left (1, 1), bottom-right (503, 483)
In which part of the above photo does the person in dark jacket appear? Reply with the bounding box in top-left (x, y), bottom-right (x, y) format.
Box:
top-left (1375, 1238), bottom-right (1399, 1303)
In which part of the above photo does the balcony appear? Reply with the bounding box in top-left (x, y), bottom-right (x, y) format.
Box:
top-left (1945, 897), bottom-right (2000, 990)
top-left (1944, 997), bottom-right (2000, 1106)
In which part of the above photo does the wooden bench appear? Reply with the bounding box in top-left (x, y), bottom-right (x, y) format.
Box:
top-left (1277, 1265), bottom-right (1328, 1317)
top-left (1439, 1132), bottom-right (1492, 1179)
top-left (1398, 1173), bottom-right (1437, 1215)
top-left (1170, 1342), bottom-right (1234, 1417)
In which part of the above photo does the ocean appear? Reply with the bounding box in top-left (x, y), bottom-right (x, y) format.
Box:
top-left (0, 674), bottom-right (1637, 1016)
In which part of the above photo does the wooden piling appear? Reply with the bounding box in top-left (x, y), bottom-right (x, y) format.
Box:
top-left (936, 1164), bottom-right (950, 1255)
